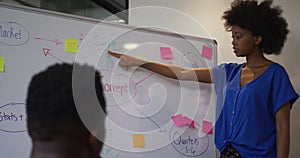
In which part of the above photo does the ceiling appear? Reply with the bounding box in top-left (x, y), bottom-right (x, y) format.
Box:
top-left (0, 0), bottom-right (128, 23)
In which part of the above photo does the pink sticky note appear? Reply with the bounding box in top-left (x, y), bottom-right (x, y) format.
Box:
top-left (171, 114), bottom-right (195, 129)
top-left (171, 114), bottom-right (186, 127)
top-left (183, 116), bottom-right (195, 129)
top-left (160, 47), bottom-right (173, 59)
top-left (201, 45), bottom-right (212, 60)
top-left (202, 120), bottom-right (213, 134)
top-left (190, 120), bottom-right (195, 129)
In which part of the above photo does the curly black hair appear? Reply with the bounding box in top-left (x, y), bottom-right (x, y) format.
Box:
top-left (222, 0), bottom-right (289, 55)
top-left (26, 63), bottom-right (106, 140)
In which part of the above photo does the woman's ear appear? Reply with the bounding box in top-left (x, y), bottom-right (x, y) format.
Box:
top-left (255, 35), bottom-right (263, 45)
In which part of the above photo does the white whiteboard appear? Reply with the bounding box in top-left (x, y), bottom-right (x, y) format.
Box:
top-left (0, 3), bottom-right (218, 158)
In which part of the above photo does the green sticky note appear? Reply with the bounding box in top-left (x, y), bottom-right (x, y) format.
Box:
top-left (0, 57), bottom-right (5, 72)
top-left (64, 38), bottom-right (78, 53)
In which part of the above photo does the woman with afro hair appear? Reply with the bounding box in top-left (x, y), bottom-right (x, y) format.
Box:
top-left (108, 0), bottom-right (299, 157)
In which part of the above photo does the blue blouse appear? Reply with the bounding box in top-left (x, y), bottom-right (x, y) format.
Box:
top-left (213, 63), bottom-right (299, 158)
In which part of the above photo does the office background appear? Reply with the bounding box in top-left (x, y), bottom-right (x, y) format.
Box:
top-left (1, 0), bottom-right (299, 157)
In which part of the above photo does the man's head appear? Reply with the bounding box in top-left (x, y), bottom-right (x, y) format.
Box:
top-left (26, 63), bottom-right (106, 157)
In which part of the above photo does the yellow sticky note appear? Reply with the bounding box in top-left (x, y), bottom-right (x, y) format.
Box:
top-left (132, 134), bottom-right (145, 148)
top-left (0, 57), bottom-right (5, 72)
top-left (64, 38), bottom-right (78, 53)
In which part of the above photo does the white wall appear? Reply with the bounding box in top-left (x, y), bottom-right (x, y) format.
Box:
top-left (129, 0), bottom-right (300, 157)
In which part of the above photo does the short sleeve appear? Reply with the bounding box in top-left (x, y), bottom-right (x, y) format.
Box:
top-left (212, 64), bottom-right (227, 94)
top-left (212, 63), bottom-right (238, 93)
top-left (272, 65), bottom-right (299, 113)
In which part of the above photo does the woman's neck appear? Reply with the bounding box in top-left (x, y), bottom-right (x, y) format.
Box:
top-left (245, 50), bottom-right (272, 68)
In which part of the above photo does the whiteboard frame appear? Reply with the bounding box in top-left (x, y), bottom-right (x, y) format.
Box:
top-left (0, 1), bottom-right (219, 157)
top-left (0, 2), bottom-right (217, 58)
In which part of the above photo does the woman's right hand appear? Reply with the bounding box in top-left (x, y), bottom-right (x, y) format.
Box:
top-left (108, 50), bottom-right (212, 82)
top-left (108, 50), bottom-right (146, 68)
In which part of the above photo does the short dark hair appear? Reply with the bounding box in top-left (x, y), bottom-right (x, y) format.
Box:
top-left (222, 0), bottom-right (289, 55)
top-left (26, 63), bottom-right (106, 140)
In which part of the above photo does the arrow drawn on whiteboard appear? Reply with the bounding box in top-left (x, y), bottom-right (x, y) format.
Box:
top-left (135, 108), bottom-right (167, 132)
top-left (42, 48), bottom-right (63, 63)
top-left (34, 37), bottom-right (63, 45)
top-left (134, 72), bottom-right (155, 86)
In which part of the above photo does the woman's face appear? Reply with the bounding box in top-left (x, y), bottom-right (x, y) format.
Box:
top-left (231, 25), bottom-right (261, 57)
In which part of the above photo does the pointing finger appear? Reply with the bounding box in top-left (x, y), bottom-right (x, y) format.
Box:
top-left (108, 50), bottom-right (122, 58)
